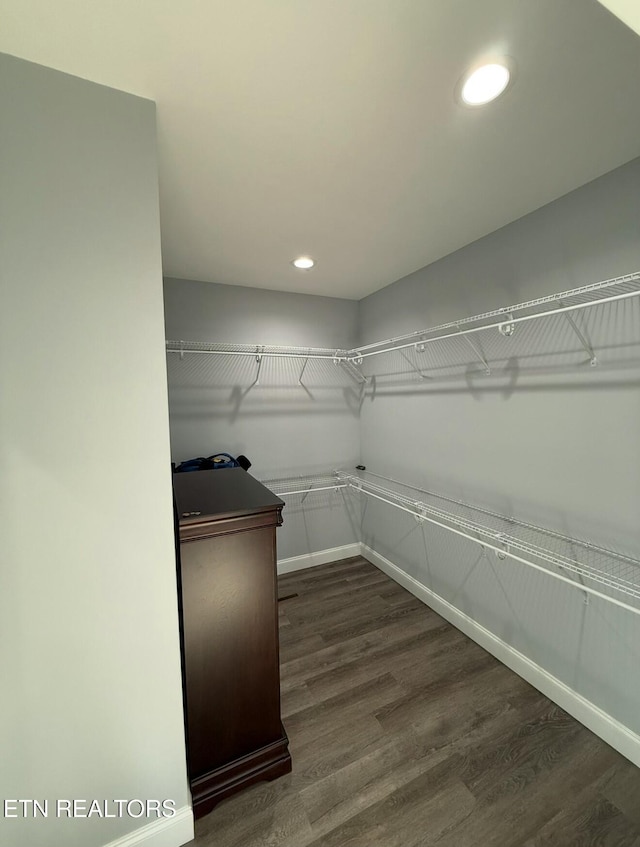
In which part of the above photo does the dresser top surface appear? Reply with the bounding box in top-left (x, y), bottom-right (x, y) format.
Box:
top-left (174, 468), bottom-right (283, 525)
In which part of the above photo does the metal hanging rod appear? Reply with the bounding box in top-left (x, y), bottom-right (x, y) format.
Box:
top-left (275, 483), bottom-right (348, 497)
top-left (260, 473), bottom-right (347, 500)
top-left (258, 468), bottom-right (640, 613)
top-left (346, 271), bottom-right (640, 362)
top-left (335, 470), bottom-right (640, 617)
top-left (359, 469), bottom-right (640, 572)
top-left (166, 340), bottom-right (350, 362)
top-left (166, 272), bottom-right (639, 378)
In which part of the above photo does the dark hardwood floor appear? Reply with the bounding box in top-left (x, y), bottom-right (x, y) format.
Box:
top-left (188, 556), bottom-right (640, 847)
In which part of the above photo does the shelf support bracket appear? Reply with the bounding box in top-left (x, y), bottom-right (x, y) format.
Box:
top-left (498, 313), bottom-right (515, 337)
top-left (239, 347), bottom-right (265, 398)
top-left (561, 306), bottom-right (597, 366)
top-left (298, 357), bottom-right (309, 386)
top-left (400, 349), bottom-right (431, 380)
top-left (179, 340), bottom-right (185, 361)
top-left (458, 325), bottom-right (491, 375)
top-left (493, 534), bottom-right (510, 560)
top-left (254, 348), bottom-right (264, 386)
top-left (339, 358), bottom-right (368, 386)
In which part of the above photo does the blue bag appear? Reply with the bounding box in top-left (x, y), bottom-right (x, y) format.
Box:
top-left (174, 453), bottom-right (251, 473)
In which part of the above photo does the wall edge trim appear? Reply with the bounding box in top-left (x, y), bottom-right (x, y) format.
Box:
top-left (277, 543), bottom-right (361, 575)
top-left (103, 805), bottom-right (194, 847)
top-left (362, 543), bottom-right (640, 769)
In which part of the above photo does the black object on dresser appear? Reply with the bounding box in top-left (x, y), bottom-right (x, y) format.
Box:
top-left (173, 468), bottom-right (292, 819)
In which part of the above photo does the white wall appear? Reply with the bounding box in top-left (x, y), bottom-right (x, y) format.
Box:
top-left (0, 55), bottom-right (191, 847)
top-left (164, 278), bottom-right (362, 561)
top-left (358, 157), bottom-right (640, 738)
top-left (598, 0), bottom-right (640, 37)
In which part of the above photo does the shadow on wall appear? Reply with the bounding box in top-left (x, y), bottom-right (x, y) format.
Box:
top-left (167, 353), bottom-right (364, 421)
top-left (359, 500), bottom-right (640, 735)
top-left (465, 356), bottom-right (519, 400)
top-left (354, 465), bottom-right (640, 577)
top-left (359, 295), bottom-right (640, 400)
top-left (165, 296), bottom-right (640, 407)
top-left (168, 387), bottom-right (363, 423)
top-left (279, 487), bottom-right (362, 557)
top-left (362, 366), bottom-right (640, 402)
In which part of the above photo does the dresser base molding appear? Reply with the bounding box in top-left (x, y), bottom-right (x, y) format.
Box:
top-left (191, 730), bottom-right (292, 819)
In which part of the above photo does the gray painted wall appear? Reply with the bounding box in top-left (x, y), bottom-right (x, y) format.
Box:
top-left (164, 279), bottom-right (361, 559)
top-left (163, 160), bottom-right (640, 736)
top-left (5, 44), bottom-right (637, 847)
top-left (358, 157), bottom-right (640, 734)
top-left (0, 55), bottom-right (190, 847)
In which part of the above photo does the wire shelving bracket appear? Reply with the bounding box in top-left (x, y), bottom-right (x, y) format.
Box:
top-left (258, 467), bottom-right (640, 616)
top-left (333, 469), bottom-right (640, 618)
top-left (343, 271), bottom-right (640, 369)
top-left (261, 472), bottom-right (347, 500)
top-left (166, 339), bottom-right (352, 362)
top-left (166, 271), bottom-right (640, 385)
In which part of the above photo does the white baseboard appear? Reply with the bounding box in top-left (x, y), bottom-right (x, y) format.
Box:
top-left (103, 806), bottom-right (193, 847)
top-left (277, 542), bottom-right (361, 575)
top-left (362, 544), bottom-right (640, 769)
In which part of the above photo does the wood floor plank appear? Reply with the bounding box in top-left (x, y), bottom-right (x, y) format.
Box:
top-left (282, 672), bottom-right (406, 745)
top-left (188, 556), bottom-right (640, 847)
top-left (279, 576), bottom-right (372, 609)
top-left (194, 779), bottom-right (313, 847)
top-left (283, 580), bottom-right (400, 626)
top-left (278, 557), bottom-right (375, 591)
top-left (433, 726), bottom-right (621, 847)
top-left (318, 596), bottom-right (430, 645)
top-left (281, 594), bottom-right (393, 643)
top-left (280, 681), bottom-right (314, 718)
top-left (600, 760), bottom-right (640, 829)
top-left (460, 703), bottom-right (583, 798)
top-left (375, 655), bottom-right (506, 735)
top-left (278, 632), bottom-right (325, 663)
top-left (523, 794), bottom-right (640, 847)
top-left (305, 754), bottom-right (476, 847)
top-left (300, 725), bottom-right (440, 825)
top-left (303, 627), bottom-right (456, 704)
top-left (288, 713), bottom-right (385, 777)
top-left (280, 613), bottom-right (446, 693)
top-left (312, 684), bottom-right (557, 847)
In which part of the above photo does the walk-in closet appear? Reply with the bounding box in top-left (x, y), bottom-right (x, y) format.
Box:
top-left (3, 2), bottom-right (640, 847)
top-left (164, 173), bottom-right (640, 845)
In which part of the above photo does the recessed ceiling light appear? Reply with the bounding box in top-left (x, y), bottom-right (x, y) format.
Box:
top-left (459, 61), bottom-right (512, 106)
top-left (292, 256), bottom-right (315, 270)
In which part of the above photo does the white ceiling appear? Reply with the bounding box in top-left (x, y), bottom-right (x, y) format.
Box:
top-left (1, 1), bottom-right (639, 300)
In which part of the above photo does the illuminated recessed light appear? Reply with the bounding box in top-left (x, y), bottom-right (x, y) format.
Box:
top-left (460, 61), bottom-right (512, 106)
top-left (292, 256), bottom-right (315, 270)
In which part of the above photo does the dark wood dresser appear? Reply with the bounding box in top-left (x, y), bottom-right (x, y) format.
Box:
top-left (173, 468), bottom-right (291, 818)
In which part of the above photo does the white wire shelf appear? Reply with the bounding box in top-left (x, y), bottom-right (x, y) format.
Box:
top-left (259, 467), bottom-right (640, 615)
top-left (166, 272), bottom-right (640, 384)
top-left (165, 341), bottom-right (366, 387)
top-left (260, 472), bottom-right (347, 499)
top-left (347, 271), bottom-right (640, 367)
top-left (335, 469), bottom-right (640, 617)
top-left (166, 340), bottom-right (350, 361)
